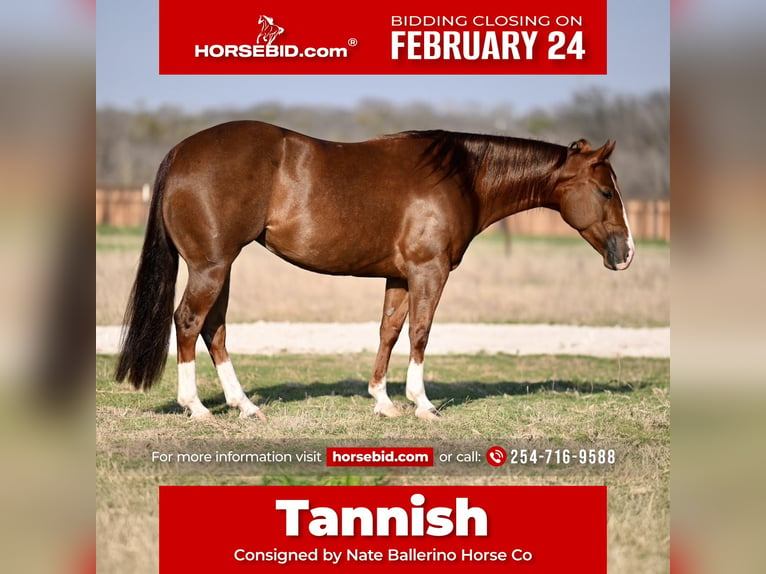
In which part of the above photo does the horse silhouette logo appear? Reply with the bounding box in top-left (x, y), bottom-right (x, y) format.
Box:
top-left (257, 15), bottom-right (284, 46)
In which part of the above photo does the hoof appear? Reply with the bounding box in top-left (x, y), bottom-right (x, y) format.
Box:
top-left (190, 411), bottom-right (215, 421)
top-left (239, 408), bottom-right (266, 421)
top-left (375, 403), bottom-right (403, 418)
top-left (415, 407), bottom-right (442, 421)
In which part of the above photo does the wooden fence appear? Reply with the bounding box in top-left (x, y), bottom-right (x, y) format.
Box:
top-left (96, 188), bottom-right (670, 241)
top-left (96, 187), bottom-right (151, 228)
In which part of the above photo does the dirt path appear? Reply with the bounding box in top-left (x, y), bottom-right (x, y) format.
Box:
top-left (96, 322), bottom-right (669, 358)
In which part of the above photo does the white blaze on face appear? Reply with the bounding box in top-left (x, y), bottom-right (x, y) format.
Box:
top-left (611, 171), bottom-right (635, 270)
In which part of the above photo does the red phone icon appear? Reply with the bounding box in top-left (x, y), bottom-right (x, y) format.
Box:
top-left (486, 446), bottom-right (506, 467)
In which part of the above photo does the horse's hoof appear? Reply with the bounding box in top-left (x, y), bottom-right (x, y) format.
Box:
top-left (239, 408), bottom-right (266, 421)
top-left (190, 411), bottom-right (215, 421)
top-left (376, 404), bottom-right (403, 418)
top-left (416, 407), bottom-right (442, 421)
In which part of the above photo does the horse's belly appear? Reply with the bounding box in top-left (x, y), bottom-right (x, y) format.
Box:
top-left (261, 228), bottom-right (403, 278)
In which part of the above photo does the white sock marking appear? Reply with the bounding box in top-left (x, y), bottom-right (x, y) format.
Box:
top-left (177, 360), bottom-right (210, 418)
top-left (216, 360), bottom-right (260, 416)
top-left (405, 360), bottom-right (436, 414)
top-left (369, 375), bottom-right (395, 413)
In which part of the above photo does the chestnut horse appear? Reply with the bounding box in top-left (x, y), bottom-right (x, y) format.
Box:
top-left (115, 121), bottom-right (634, 421)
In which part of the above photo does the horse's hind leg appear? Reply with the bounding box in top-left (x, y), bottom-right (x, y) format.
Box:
top-left (368, 278), bottom-right (409, 417)
top-left (174, 262), bottom-right (230, 420)
top-left (405, 258), bottom-right (449, 421)
top-left (201, 271), bottom-right (264, 420)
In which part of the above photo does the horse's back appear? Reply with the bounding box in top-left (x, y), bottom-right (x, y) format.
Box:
top-left (159, 121), bottom-right (474, 277)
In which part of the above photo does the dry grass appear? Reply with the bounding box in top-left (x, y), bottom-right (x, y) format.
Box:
top-left (97, 230), bottom-right (669, 327)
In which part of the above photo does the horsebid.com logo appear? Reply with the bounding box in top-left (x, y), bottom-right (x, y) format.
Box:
top-left (194, 13), bottom-right (352, 59)
top-left (256, 15), bottom-right (283, 46)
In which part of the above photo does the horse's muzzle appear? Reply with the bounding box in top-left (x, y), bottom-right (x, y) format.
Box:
top-left (605, 233), bottom-right (634, 271)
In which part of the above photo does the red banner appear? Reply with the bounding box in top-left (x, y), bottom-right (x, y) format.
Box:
top-left (159, 486), bottom-right (606, 573)
top-left (159, 0), bottom-right (607, 75)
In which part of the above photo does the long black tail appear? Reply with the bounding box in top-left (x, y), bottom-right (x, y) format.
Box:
top-left (115, 150), bottom-right (179, 390)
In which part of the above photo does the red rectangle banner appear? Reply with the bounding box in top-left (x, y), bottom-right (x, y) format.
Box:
top-left (159, 485), bottom-right (606, 573)
top-left (326, 447), bottom-right (434, 467)
top-left (159, 0), bottom-right (607, 75)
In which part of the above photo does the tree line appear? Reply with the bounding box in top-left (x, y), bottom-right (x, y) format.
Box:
top-left (96, 88), bottom-right (668, 199)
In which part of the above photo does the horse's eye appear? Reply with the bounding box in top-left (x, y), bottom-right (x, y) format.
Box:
top-left (600, 190), bottom-right (613, 200)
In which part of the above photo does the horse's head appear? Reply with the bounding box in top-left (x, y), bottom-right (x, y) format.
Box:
top-left (555, 139), bottom-right (635, 271)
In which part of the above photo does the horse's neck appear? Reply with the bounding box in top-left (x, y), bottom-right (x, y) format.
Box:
top-left (475, 175), bottom-right (558, 233)
top-left (459, 138), bottom-right (561, 233)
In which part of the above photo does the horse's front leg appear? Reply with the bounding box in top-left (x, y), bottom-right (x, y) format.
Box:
top-left (368, 278), bottom-right (409, 417)
top-left (405, 258), bottom-right (450, 421)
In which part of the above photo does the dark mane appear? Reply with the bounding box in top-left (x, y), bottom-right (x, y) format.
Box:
top-left (400, 130), bottom-right (567, 205)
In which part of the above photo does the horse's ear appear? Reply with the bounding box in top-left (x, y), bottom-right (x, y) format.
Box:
top-left (568, 139), bottom-right (591, 155)
top-left (597, 140), bottom-right (617, 161)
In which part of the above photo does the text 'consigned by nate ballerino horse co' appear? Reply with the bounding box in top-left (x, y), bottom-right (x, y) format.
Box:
top-left (233, 494), bottom-right (532, 565)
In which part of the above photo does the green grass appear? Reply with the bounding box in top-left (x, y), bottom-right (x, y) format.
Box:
top-left (97, 352), bottom-right (669, 573)
top-left (96, 224), bottom-right (668, 251)
top-left (478, 229), bottom-right (668, 249)
top-left (96, 225), bottom-right (145, 251)
top-left (97, 224), bottom-right (146, 236)
top-left (97, 353), bottom-right (667, 439)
